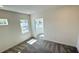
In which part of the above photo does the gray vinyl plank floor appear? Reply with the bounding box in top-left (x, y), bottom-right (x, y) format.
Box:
top-left (3, 38), bottom-right (78, 53)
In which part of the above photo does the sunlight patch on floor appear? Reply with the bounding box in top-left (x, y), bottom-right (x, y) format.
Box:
top-left (27, 39), bottom-right (37, 45)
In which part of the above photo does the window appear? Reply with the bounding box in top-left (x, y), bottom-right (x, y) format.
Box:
top-left (35, 18), bottom-right (44, 34)
top-left (34, 18), bottom-right (45, 39)
top-left (20, 20), bottom-right (29, 34)
top-left (0, 19), bottom-right (8, 25)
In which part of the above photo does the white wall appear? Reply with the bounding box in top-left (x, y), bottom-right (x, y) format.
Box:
top-left (31, 6), bottom-right (79, 47)
top-left (0, 10), bottom-right (32, 52)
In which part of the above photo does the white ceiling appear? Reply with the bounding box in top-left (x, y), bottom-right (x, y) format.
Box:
top-left (0, 5), bottom-right (57, 14)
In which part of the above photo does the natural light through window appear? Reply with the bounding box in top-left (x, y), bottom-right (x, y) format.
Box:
top-left (20, 20), bottom-right (29, 34)
top-left (0, 19), bottom-right (8, 25)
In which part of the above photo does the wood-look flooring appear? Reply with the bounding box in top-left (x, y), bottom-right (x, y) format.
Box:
top-left (3, 39), bottom-right (78, 53)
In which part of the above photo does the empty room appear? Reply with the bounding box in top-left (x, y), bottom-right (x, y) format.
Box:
top-left (0, 5), bottom-right (79, 53)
